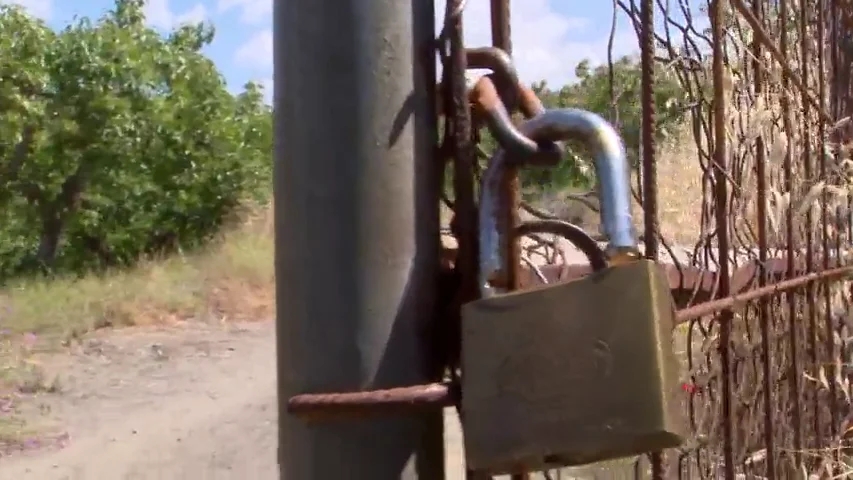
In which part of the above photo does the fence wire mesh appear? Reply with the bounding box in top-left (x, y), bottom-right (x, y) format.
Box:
top-left (476, 0), bottom-right (853, 478)
top-left (620, 0), bottom-right (853, 477)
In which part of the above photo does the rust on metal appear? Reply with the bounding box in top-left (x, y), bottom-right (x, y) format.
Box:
top-left (817, 0), bottom-right (841, 448)
top-left (468, 76), bottom-right (561, 164)
top-left (437, 48), bottom-right (545, 120)
top-left (797, 0), bottom-right (813, 465)
top-left (515, 221), bottom-right (607, 272)
top-left (488, 0), bottom-right (523, 306)
top-left (675, 265), bottom-right (853, 322)
top-left (515, 82), bottom-right (546, 118)
top-left (710, 2), bottom-right (736, 474)
top-left (287, 383), bottom-right (457, 421)
top-left (466, 46), bottom-right (520, 111)
top-left (464, 46), bottom-right (545, 118)
top-left (444, 0), bottom-right (479, 316)
top-left (729, 0), bottom-right (833, 123)
top-left (750, 0), bottom-right (777, 474)
top-left (639, 0), bottom-right (667, 472)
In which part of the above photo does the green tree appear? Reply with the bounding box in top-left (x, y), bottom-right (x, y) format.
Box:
top-left (0, 0), bottom-right (272, 278)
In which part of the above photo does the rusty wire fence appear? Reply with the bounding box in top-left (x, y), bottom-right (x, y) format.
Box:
top-left (619, 0), bottom-right (853, 477)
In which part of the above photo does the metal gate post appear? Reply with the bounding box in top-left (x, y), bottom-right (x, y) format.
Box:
top-left (273, 0), bottom-right (443, 479)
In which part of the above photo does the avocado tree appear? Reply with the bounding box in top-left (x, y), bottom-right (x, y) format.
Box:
top-left (0, 0), bottom-right (272, 278)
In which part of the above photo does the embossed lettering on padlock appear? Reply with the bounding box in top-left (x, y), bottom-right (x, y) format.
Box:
top-left (460, 109), bottom-right (686, 476)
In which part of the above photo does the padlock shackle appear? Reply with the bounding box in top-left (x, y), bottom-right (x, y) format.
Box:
top-left (479, 108), bottom-right (639, 296)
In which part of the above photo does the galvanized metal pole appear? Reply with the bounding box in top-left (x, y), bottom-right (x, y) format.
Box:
top-left (273, 0), bottom-right (444, 479)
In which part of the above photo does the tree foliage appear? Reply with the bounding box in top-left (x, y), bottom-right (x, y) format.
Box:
top-left (0, 0), bottom-right (271, 278)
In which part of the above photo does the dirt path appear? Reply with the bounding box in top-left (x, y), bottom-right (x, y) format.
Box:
top-left (1, 320), bottom-right (638, 480)
top-left (2, 321), bottom-right (279, 479)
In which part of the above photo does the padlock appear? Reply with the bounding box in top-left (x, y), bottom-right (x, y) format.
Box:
top-left (460, 108), bottom-right (685, 476)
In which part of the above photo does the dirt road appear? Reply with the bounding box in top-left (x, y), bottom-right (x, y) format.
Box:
top-left (2, 321), bottom-right (279, 479)
top-left (1, 321), bottom-right (476, 480)
top-left (1, 320), bottom-right (638, 480)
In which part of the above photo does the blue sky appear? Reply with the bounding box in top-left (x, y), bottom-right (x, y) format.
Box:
top-left (4, 0), bottom-right (708, 102)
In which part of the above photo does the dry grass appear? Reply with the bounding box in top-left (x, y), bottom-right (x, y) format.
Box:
top-left (638, 126), bottom-right (705, 245)
top-left (0, 205), bottom-right (275, 341)
top-left (0, 204), bottom-right (275, 439)
top-left (527, 124), bottom-right (705, 247)
top-left (0, 203), bottom-right (276, 445)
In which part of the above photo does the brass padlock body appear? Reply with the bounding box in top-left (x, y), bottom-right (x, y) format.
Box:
top-left (460, 259), bottom-right (685, 475)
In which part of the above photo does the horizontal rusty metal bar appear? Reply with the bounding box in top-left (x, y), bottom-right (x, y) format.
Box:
top-left (525, 257), bottom-right (840, 307)
top-left (287, 382), bottom-right (457, 421)
top-left (676, 264), bottom-right (853, 322)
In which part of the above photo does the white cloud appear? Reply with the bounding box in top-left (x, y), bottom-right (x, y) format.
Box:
top-left (228, 0), bottom-right (646, 89)
top-left (232, 1), bottom-right (641, 88)
top-left (234, 29), bottom-right (273, 68)
top-left (144, 0), bottom-right (208, 29)
top-left (217, 0), bottom-right (269, 25)
top-left (0, 0), bottom-right (51, 19)
top-left (435, 0), bottom-right (639, 86)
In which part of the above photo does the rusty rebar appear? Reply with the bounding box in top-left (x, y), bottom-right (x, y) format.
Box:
top-left (729, 0), bottom-right (834, 124)
top-left (830, 0), bottom-right (840, 121)
top-left (639, 0), bottom-right (665, 476)
top-left (817, 0), bottom-right (841, 447)
top-left (443, 11), bottom-right (481, 480)
top-left (710, 1), bottom-right (735, 478)
top-left (639, 0), bottom-right (657, 264)
top-left (675, 265), bottom-right (853, 322)
top-left (750, 0), bottom-right (776, 475)
top-left (779, 0), bottom-right (808, 467)
top-left (446, 0), bottom-right (479, 310)
top-left (288, 383), bottom-right (457, 421)
top-left (799, 0), bottom-right (815, 469)
top-left (490, 0), bottom-right (522, 303)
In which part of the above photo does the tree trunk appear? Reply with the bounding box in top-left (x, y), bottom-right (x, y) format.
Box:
top-left (36, 214), bottom-right (63, 267)
top-left (35, 167), bottom-right (88, 268)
